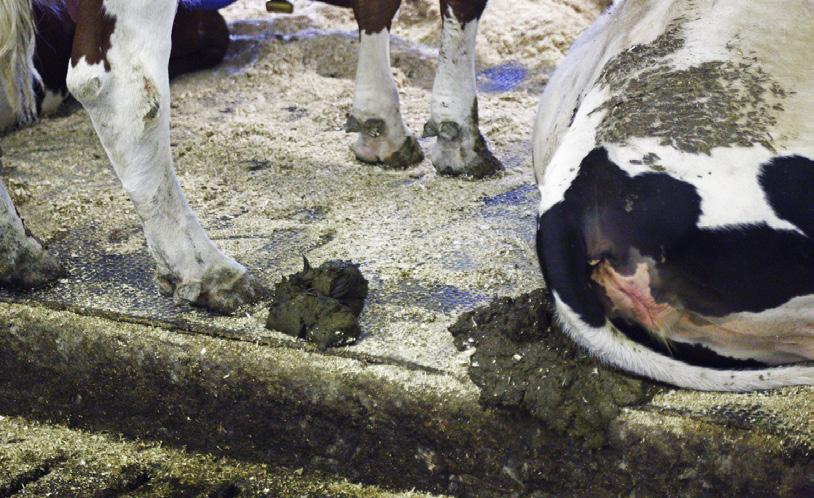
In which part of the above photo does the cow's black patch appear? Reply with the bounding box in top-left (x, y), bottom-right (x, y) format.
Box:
top-left (537, 203), bottom-right (606, 328)
top-left (760, 155), bottom-right (814, 238)
top-left (537, 148), bottom-right (814, 368)
top-left (33, 4), bottom-right (74, 103)
top-left (662, 223), bottom-right (814, 316)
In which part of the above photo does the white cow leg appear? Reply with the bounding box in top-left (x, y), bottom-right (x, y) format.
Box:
top-left (67, 0), bottom-right (256, 314)
top-left (426, 4), bottom-right (501, 178)
top-left (346, 9), bottom-right (423, 169)
top-left (0, 175), bottom-right (64, 288)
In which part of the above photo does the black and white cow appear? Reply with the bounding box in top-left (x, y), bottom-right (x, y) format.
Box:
top-left (0, 0), bottom-right (498, 314)
top-left (535, 0), bottom-right (813, 390)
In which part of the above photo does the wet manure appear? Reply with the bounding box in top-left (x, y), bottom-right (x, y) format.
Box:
top-left (266, 259), bottom-right (368, 349)
top-left (449, 289), bottom-right (656, 449)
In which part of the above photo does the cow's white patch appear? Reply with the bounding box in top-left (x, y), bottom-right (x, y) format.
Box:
top-left (535, 0), bottom-right (814, 177)
top-left (430, 10), bottom-right (479, 131)
top-left (553, 293), bottom-right (814, 392)
top-left (67, 0), bottom-right (251, 311)
top-left (604, 142), bottom-right (801, 232)
top-left (533, 0), bottom-right (682, 178)
top-left (349, 29), bottom-right (410, 162)
top-left (536, 87), bottom-right (606, 214)
top-left (40, 89), bottom-right (66, 116)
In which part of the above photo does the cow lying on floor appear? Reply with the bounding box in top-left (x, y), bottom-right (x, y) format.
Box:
top-left (0, 0), bottom-right (499, 314)
top-left (534, 0), bottom-right (814, 390)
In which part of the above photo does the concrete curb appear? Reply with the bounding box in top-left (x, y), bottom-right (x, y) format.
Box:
top-left (0, 302), bottom-right (811, 496)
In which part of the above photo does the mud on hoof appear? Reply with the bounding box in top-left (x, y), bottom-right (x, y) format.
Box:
top-left (424, 120), bottom-right (503, 179)
top-left (0, 241), bottom-right (65, 290)
top-left (346, 115), bottom-right (424, 170)
top-left (158, 264), bottom-right (262, 315)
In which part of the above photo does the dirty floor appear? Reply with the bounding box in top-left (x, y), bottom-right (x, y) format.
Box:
top-left (0, 0), bottom-right (608, 376)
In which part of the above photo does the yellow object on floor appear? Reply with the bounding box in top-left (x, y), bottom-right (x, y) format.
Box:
top-left (266, 0), bottom-right (294, 14)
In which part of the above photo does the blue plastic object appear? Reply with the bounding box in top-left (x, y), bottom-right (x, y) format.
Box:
top-left (182, 0), bottom-right (240, 11)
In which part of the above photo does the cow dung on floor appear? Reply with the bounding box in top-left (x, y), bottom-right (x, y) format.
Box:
top-left (449, 289), bottom-right (656, 449)
top-left (266, 259), bottom-right (369, 349)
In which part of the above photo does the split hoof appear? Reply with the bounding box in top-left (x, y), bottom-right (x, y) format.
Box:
top-left (378, 135), bottom-right (424, 170)
top-left (158, 263), bottom-right (262, 315)
top-left (346, 115), bottom-right (424, 170)
top-left (425, 120), bottom-right (503, 179)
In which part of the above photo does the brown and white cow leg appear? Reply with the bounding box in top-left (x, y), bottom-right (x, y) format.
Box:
top-left (425, 0), bottom-right (501, 178)
top-left (0, 175), bottom-right (64, 288)
top-left (346, 0), bottom-right (423, 169)
top-left (66, 0), bottom-right (256, 314)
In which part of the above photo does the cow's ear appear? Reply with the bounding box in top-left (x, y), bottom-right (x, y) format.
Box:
top-left (302, 256), bottom-right (312, 272)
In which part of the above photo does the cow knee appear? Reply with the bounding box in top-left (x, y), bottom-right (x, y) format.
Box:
top-left (69, 60), bottom-right (164, 131)
top-left (66, 59), bottom-right (109, 103)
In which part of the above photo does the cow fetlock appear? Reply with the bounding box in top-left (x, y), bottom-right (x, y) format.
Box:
top-left (428, 7), bottom-right (501, 178)
top-left (156, 255), bottom-right (259, 315)
top-left (346, 114), bottom-right (423, 169)
top-left (132, 177), bottom-right (259, 315)
top-left (0, 236), bottom-right (65, 289)
top-left (0, 182), bottom-right (64, 288)
top-left (141, 183), bottom-right (260, 315)
top-left (348, 25), bottom-right (422, 169)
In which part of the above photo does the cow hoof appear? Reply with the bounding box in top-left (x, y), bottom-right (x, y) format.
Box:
top-left (0, 241), bottom-right (65, 289)
top-left (158, 263), bottom-right (262, 315)
top-left (381, 135), bottom-right (424, 169)
top-left (425, 120), bottom-right (503, 179)
top-left (346, 115), bottom-right (424, 170)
